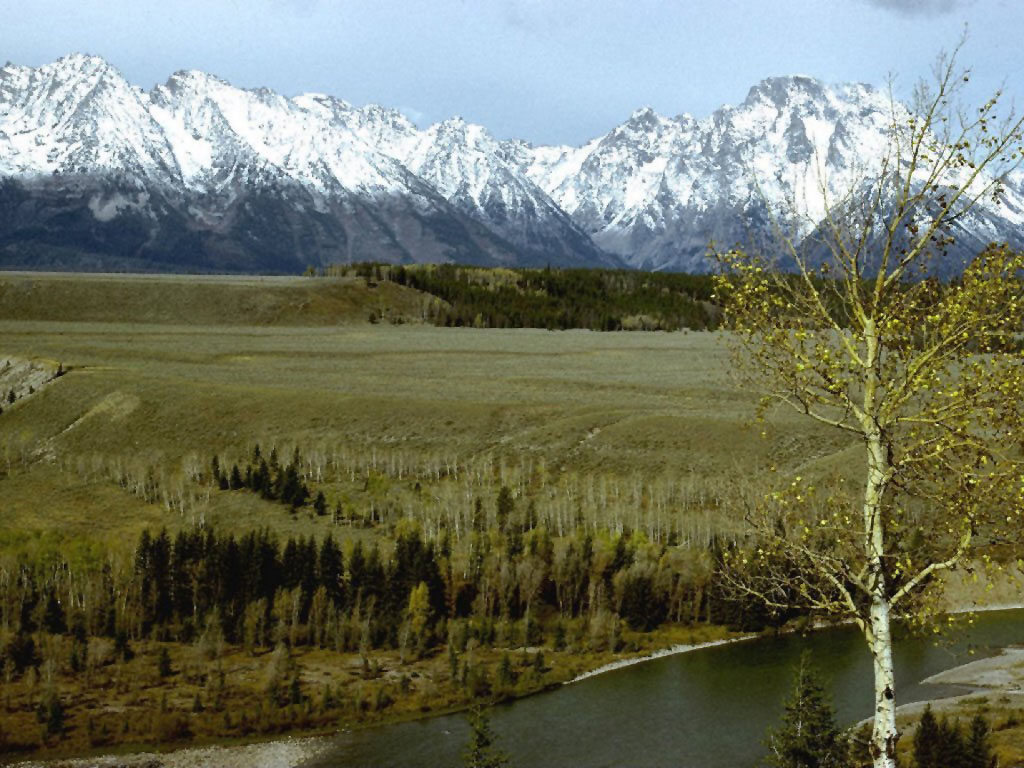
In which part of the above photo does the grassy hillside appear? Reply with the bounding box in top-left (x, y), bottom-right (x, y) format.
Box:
top-left (0, 316), bottom-right (857, 541)
top-left (0, 272), bottom-right (430, 326)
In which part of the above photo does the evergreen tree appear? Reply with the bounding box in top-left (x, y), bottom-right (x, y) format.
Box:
top-left (764, 651), bottom-right (845, 768)
top-left (158, 647), bottom-right (173, 677)
top-left (462, 705), bottom-right (508, 768)
top-left (318, 535), bottom-right (344, 606)
top-left (281, 538), bottom-right (301, 590)
top-left (170, 530), bottom-right (193, 622)
top-left (39, 587), bottom-right (66, 634)
top-left (347, 541), bottom-right (366, 609)
top-left (913, 705), bottom-right (941, 768)
top-left (965, 714), bottom-right (995, 768)
top-left (936, 716), bottom-right (968, 768)
top-left (255, 459), bottom-right (271, 498)
top-left (150, 529), bottom-right (173, 626)
top-left (38, 688), bottom-right (65, 739)
top-left (281, 465), bottom-right (301, 507)
top-left (497, 652), bottom-right (514, 690)
top-left (496, 486), bottom-right (514, 532)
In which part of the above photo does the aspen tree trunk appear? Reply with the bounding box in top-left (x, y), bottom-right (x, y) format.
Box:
top-left (865, 456), bottom-right (899, 767)
top-left (861, 320), bottom-right (899, 768)
top-left (868, 588), bottom-right (899, 768)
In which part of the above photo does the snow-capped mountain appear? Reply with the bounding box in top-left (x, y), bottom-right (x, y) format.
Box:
top-left (514, 75), bottom-right (1024, 271)
top-left (0, 54), bottom-right (1021, 274)
top-left (0, 55), bottom-right (524, 271)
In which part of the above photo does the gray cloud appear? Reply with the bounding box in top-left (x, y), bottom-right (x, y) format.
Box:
top-left (861, 0), bottom-right (965, 16)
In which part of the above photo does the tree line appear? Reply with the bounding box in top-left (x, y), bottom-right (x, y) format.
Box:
top-left (328, 262), bottom-right (719, 331)
top-left (1, 501), bottom-right (786, 681)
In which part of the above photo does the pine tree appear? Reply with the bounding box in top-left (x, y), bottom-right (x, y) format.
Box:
top-left (937, 716), bottom-right (968, 768)
top-left (158, 647), bottom-right (172, 677)
top-left (448, 642), bottom-right (459, 680)
top-left (496, 486), bottom-right (514, 532)
top-left (913, 705), bottom-right (941, 768)
top-left (318, 535), bottom-right (344, 606)
top-left (497, 652), bottom-right (514, 691)
top-left (764, 651), bottom-right (845, 768)
top-left (37, 688), bottom-right (65, 738)
top-left (965, 714), bottom-right (995, 768)
top-left (462, 705), bottom-right (508, 768)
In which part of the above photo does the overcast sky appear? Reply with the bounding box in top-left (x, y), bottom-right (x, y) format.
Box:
top-left (2, 0), bottom-right (1022, 145)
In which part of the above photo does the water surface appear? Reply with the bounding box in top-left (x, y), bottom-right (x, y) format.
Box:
top-left (310, 609), bottom-right (1024, 768)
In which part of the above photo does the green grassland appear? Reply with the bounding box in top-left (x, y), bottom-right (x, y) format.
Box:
top-left (0, 274), bottom-right (855, 544)
top-left (0, 271), bottom-right (431, 326)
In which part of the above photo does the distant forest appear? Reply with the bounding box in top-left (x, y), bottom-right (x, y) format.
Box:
top-left (325, 263), bottom-right (720, 331)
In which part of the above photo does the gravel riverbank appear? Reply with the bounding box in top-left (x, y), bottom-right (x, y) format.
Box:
top-left (11, 736), bottom-right (332, 768)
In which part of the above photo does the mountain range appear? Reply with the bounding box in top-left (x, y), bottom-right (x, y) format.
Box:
top-left (1, 54), bottom-right (1021, 274)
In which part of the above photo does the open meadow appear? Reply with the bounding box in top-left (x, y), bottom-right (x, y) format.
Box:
top-left (0, 272), bottom-right (857, 545)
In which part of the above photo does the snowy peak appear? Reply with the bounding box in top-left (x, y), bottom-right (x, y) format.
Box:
top-left (0, 53), bottom-right (178, 180)
top-left (519, 73), bottom-right (1021, 271)
top-left (147, 68), bottom-right (430, 201)
top-left (387, 115), bottom-right (613, 266)
top-left (742, 75), bottom-right (831, 109)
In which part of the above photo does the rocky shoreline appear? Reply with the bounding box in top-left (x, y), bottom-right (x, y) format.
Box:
top-left (564, 634), bottom-right (757, 684)
top-left (10, 735), bottom-right (333, 768)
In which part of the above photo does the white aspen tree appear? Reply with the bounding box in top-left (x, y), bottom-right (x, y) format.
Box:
top-left (715, 44), bottom-right (1024, 768)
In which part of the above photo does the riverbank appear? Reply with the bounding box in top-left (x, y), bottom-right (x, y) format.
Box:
top-left (564, 634), bottom-right (757, 684)
top-left (561, 596), bottom-right (1024, 687)
top-left (9, 735), bottom-right (332, 768)
top-left (893, 644), bottom-right (1024, 765)
top-left (3, 623), bottom-right (741, 768)
top-left (13, 592), bottom-right (1020, 767)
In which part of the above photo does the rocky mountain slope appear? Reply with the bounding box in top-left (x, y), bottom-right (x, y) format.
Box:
top-left (0, 55), bottom-right (1020, 273)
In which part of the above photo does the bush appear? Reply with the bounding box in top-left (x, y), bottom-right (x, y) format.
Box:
top-left (3, 632), bottom-right (39, 674)
top-left (36, 689), bottom-right (65, 738)
top-left (151, 712), bottom-right (192, 742)
top-left (158, 647), bottom-right (173, 677)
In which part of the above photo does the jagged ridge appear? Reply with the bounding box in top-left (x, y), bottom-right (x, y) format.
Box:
top-left (0, 55), bottom-right (1021, 273)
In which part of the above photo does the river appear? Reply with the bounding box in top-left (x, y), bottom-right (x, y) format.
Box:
top-left (307, 608), bottom-right (1024, 768)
